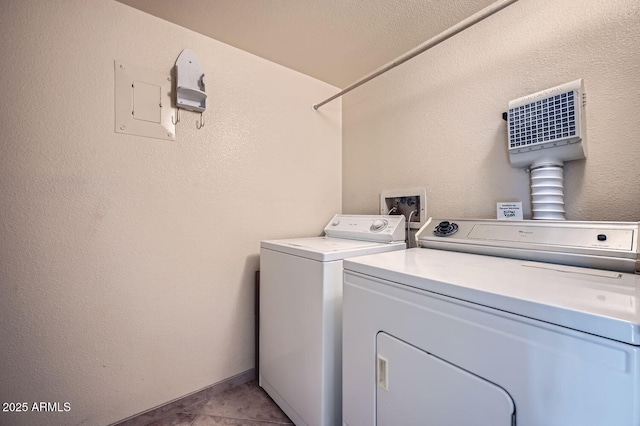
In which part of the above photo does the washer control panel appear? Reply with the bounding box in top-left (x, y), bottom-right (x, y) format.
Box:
top-left (418, 218), bottom-right (640, 273)
top-left (325, 214), bottom-right (406, 243)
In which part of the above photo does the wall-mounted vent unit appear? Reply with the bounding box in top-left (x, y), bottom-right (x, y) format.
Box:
top-left (507, 79), bottom-right (587, 220)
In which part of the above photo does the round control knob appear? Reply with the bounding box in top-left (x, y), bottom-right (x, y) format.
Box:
top-left (433, 220), bottom-right (459, 237)
top-left (370, 219), bottom-right (388, 232)
top-left (332, 220), bottom-right (340, 226)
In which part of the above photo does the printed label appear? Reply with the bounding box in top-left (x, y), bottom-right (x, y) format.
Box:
top-left (497, 202), bottom-right (523, 220)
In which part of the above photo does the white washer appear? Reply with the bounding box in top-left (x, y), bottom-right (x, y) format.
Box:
top-left (343, 218), bottom-right (640, 426)
top-left (260, 214), bottom-right (406, 426)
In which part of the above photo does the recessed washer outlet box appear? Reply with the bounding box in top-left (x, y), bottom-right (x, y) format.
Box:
top-left (380, 189), bottom-right (427, 229)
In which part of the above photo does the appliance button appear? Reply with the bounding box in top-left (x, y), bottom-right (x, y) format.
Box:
top-left (597, 234), bottom-right (607, 241)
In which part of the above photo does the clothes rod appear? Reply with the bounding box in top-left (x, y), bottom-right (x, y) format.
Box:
top-left (312, 0), bottom-right (518, 111)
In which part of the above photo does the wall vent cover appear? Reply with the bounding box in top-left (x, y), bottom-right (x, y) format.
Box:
top-left (507, 79), bottom-right (586, 168)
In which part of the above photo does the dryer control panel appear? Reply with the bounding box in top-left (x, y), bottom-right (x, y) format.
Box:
top-left (324, 214), bottom-right (406, 243)
top-left (417, 218), bottom-right (640, 273)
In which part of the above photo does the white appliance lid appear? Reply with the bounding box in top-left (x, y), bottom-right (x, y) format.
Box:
top-left (344, 249), bottom-right (640, 345)
top-left (261, 237), bottom-right (405, 262)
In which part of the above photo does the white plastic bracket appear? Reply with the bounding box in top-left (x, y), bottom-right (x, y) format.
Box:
top-left (174, 49), bottom-right (207, 127)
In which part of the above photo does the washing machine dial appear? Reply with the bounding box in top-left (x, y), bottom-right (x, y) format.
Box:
top-left (434, 221), bottom-right (459, 237)
top-left (370, 219), bottom-right (388, 232)
top-left (332, 220), bottom-right (341, 226)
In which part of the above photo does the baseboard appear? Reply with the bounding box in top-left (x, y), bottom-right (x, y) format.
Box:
top-left (112, 368), bottom-right (256, 426)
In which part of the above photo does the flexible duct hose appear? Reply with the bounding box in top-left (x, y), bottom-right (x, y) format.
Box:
top-left (530, 163), bottom-right (565, 220)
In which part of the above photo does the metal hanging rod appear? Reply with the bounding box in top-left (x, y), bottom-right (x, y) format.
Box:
top-left (312, 0), bottom-right (519, 111)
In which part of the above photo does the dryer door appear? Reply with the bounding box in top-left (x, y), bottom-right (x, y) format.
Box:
top-left (376, 332), bottom-right (515, 426)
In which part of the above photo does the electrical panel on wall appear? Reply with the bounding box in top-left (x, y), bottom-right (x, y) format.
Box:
top-left (114, 60), bottom-right (176, 141)
top-left (380, 189), bottom-right (427, 229)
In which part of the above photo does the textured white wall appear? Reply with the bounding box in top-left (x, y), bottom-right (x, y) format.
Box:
top-left (343, 0), bottom-right (640, 221)
top-left (0, 1), bottom-right (341, 425)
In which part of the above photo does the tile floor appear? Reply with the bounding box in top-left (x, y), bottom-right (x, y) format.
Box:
top-left (145, 381), bottom-right (293, 426)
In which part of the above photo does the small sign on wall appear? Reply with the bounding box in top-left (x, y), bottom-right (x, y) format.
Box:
top-left (497, 202), bottom-right (523, 220)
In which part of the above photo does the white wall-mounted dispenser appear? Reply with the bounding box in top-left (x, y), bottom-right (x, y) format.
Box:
top-left (507, 79), bottom-right (587, 220)
top-left (174, 49), bottom-right (207, 129)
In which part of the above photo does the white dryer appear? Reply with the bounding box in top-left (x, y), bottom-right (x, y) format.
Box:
top-left (260, 214), bottom-right (406, 426)
top-left (343, 218), bottom-right (640, 426)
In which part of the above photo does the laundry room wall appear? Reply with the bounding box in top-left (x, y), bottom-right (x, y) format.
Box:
top-left (343, 0), bottom-right (640, 222)
top-left (0, 1), bottom-right (341, 425)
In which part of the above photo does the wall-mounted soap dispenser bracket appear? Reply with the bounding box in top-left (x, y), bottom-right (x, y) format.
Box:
top-left (174, 49), bottom-right (207, 129)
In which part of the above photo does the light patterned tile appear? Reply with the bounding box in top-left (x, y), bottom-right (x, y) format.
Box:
top-left (115, 384), bottom-right (208, 426)
top-left (181, 398), bottom-right (208, 414)
top-left (191, 414), bottom-right (287, 425)
top-left (145, 412), bottom-right (198, 426)
top-left (192, 381), bottom-right (292, 424)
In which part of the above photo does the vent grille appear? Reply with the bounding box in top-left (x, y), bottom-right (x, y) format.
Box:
top-left (508, 91), bottom-right (577, 149)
